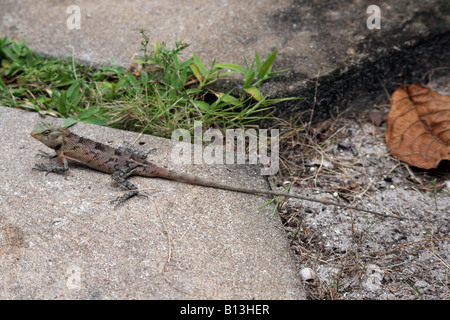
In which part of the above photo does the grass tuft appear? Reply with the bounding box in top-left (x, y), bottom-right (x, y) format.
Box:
top-left (0, 32), bottom-right (299, 139)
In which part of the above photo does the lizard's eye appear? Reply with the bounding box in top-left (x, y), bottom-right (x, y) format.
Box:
top-left (43, 130), bottom-right (51, 136)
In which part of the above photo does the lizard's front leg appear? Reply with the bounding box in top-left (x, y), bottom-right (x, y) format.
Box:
top-left (33, 153), bottom-right (69, 175)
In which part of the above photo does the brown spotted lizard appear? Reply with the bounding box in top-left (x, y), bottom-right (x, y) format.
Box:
top-left (30, 121), bottom-right (408, 220)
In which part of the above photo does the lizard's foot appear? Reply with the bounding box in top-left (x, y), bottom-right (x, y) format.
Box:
top-left (36, 150), bottom-right (57, 159)
top-left (111, 166), bottom-right (148, 207)
top-left (111, 190), bottom-right (148, 208)
top-left (33, 163), bottom-right (67, 175)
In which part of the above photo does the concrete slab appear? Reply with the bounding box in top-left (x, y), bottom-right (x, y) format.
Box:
top-left (0, 106), bottom-right (304, 299)
top-left (0, 0), bottom-right (448, 113)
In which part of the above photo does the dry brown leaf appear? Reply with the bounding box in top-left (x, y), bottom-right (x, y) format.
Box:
top-left (385, 84), bottom-right (450, 169)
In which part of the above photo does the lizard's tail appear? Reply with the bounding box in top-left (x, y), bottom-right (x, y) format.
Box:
top-left (163, 169), bottom-right (272, 196)
top-left (156, 167), bottom-right (412, 221)
top-left (145, 164), bottom-right (275, 197)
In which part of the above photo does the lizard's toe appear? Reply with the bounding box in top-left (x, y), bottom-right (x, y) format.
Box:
top-left (33, 163), bottom-right (50, 172)
top-left (111, 190), bottom-right (140, 208)
top-left (36, 150), bottom-right (56, 158)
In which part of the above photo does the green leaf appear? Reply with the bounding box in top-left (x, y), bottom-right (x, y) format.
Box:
top-left (244, 86), bottom-right (263, 101)
top-left (243, 68), bottom-right (256, 89)
top-left (258, 50), bottom-right (277, 80)
top-left (55, 78), bottom-right (76, 87)
top-left (57, 91), bottom-right (67, 115)
top-left (77, 106), bottom-right (99, 119)
top-left (141, 71), bottom-right (148, 84)
top-left (154, 40), bottom-right (161, 59)
top-left (81, 117), bottom-right (107, 126)
top-left (219, 93), bottom-right (242, 106)
top-left (190, 63), bottom-right (203, 82)
top-left (179, 57), bottom-right (194, 70)
top-left (180, 68), bottom-right (187, 85)
top-left (208, 58), bottom-right (217, 74)
top-left (67, 81), bottom-right (83, 105)
top-left (193, 100), bottom-right (211, 111)
top-left (216, 63), bottom-right (247, 74)
top-left (126, 72), bottom-right (139, 86)
top-left (171, 71), bottom-right (182, 91)
top-left (172, 53), bottom-right (180, 68)
top-left (116, 77), bottom-right (129, 89)
top-left (63, 117), bottom-right (78, 128)
top-left (67, 81), bottom-right (80, 99)
top-left (255, 51), bottom-right (262, 71)
top-left (193, 53), bottom-right (207, 77)
top-left (18, 103), bottom-right (38, 111)
top-left (2, 47), bottom-right (15, 60)
top-left (12, 41), bottom-right (22, 54)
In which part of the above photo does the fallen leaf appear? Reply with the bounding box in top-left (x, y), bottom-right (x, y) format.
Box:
top-left (385, 84), bottom-right (450, 169)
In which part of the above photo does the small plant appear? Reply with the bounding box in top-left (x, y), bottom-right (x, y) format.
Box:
top-left (106, 29), bottom-right (297, 137)
top-left (258, 176), bottom-right (292, 217)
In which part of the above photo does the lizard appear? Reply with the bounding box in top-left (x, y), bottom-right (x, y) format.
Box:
top-left (30, 121), bottom-right (410, 220)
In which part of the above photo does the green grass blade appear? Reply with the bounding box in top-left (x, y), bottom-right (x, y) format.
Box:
top-left (259, 50), bottom-right (277, 80)
top-left (193, 53), bottom-right (207, 77)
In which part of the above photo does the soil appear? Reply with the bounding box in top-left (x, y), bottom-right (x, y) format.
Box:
top-left (274, 75), bottom-right (449, 300)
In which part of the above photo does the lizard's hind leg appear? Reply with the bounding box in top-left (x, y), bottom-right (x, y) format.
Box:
top-left (111, 166), bottom-right (146, 207)
top-left (118, 143), bottom-right (149, 160)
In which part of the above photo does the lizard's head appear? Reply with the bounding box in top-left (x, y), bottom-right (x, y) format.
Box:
top-left (31, 122), bottom-right (64, 149)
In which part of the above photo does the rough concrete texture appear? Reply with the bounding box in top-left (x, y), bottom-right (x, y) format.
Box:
top-left (0, 106), bottom-right (304, 299)
top-left (0, 0), bottom-right (448, 108)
